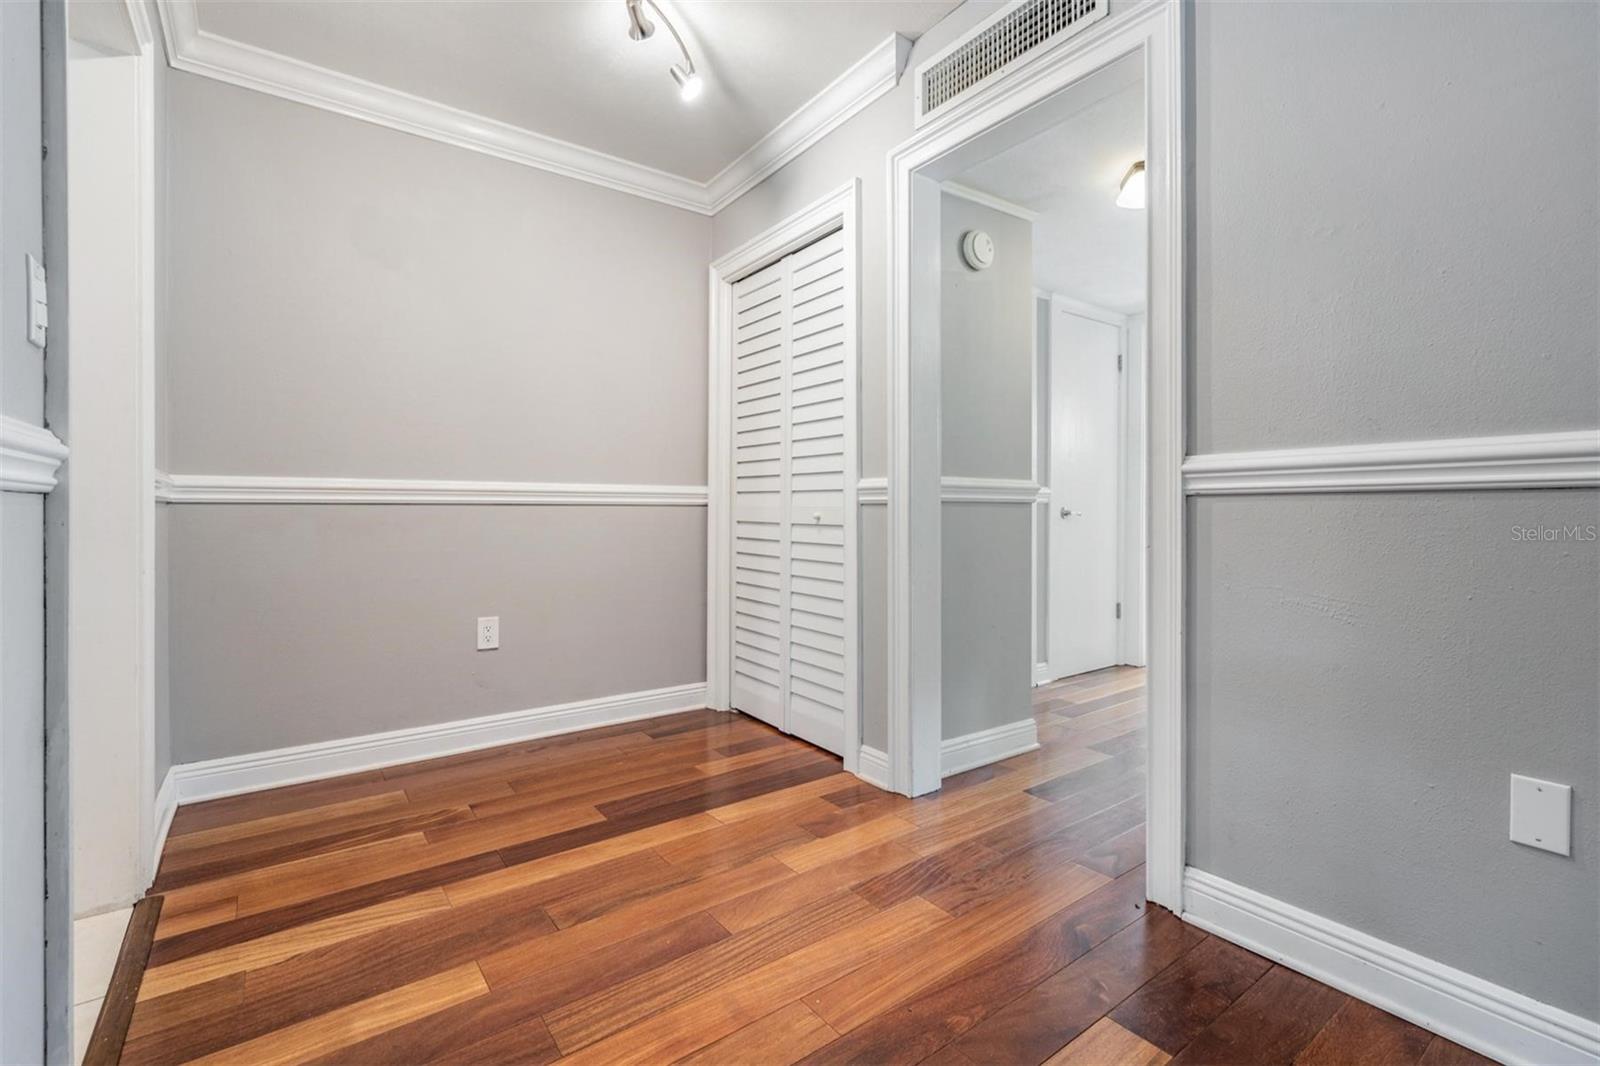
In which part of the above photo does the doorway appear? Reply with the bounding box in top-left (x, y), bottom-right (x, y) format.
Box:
top-left (886, 4), bottom-right (1184, 910)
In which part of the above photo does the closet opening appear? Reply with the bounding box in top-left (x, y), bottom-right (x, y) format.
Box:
top-left (706, 184), bottom-right (862, 775)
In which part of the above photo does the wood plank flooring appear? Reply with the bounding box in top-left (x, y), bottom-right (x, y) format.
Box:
top-left (126, 668), bottom-right (1494, 1064)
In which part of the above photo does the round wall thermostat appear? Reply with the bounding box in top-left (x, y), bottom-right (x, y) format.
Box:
top-left (961, 229), bottom-right (995, 271)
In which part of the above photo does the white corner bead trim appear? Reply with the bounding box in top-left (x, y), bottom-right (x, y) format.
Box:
top-left (0, 416), bottom-right (69, 493)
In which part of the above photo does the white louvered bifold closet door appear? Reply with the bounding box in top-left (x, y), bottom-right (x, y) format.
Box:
top-left (730, 255), bottom-right (790, 732)
top-left (728, 228), bottom-right (849, 755)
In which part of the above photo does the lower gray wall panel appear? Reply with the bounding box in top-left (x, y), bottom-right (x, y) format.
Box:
top-left (943, 503), bottom-right (1032, 741)
top-left (1188, 489), bottom-right (1600, 1019)
top-left (169, 504), bottom-right (706, 763)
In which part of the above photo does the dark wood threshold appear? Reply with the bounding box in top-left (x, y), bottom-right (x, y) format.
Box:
top-left (82, 895), bottom-right (163, 1066)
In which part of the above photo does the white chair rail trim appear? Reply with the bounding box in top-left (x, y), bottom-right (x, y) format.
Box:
top-left (155, 0), bottom-right (907, 216)
top-left (155, 472), bottom-right (709, 506)
top-left (1184, 868), bottom-right (1600, 1066)
top-left (1184, 429), bottom-right (1600, 495)
top-left (0, 416), bottom-right (69, 493)
top-left (855, 477), bottom-right (1043, 505)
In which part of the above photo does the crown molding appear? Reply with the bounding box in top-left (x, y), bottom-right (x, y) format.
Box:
top-left (154, 0), bottom-right (909, 216)
top-left (1183, 430), bottom-right (1600, 495)
top-left (940, 181), bottom-right (1038, 222)
top-left (154, 472), bottom-right (709, 506)
top-left (1, 417), bottom-right (70, 494)
top-left (704, 34), bottom-right (911, 213)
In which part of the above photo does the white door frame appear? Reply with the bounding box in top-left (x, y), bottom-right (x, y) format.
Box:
top-left (707, 181), bottom-right (862, 774)
top-left (1042, 293), bottom-right (1127, 685)
top-left (887, 1), bottom-right (1185, 911)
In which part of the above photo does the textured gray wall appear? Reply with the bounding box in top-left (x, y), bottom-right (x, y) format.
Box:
top-left (161, 71), bottom-right (713, 761)
top-left (1, 0), bottom-right (49, 1057)
top-left (1188, 490), bottom-right (1599, 1018)
top-left (1190, 0), bottom-right (1599, 454)
top-left (940, 191), bottom-right (1034, 739)
top-left (168, 505), bottom-right (706, 762)
top-left (164, 72), bottom-right (710, 484)
top-left (1188, 0), bottom-right (1600, 1022)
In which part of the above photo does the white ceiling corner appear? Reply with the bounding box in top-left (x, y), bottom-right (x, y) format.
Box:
top-left (152, 0), bottom-right (930, 215)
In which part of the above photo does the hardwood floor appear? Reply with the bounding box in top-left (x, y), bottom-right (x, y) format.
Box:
top-left (125, 667), bottom-right (1492, 1064)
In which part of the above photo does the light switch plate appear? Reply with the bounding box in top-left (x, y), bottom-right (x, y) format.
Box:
top-left (477, 616), bottom-right (499, 651)
top-left (1510, 774), bottom-right (1571, 856)
top-left (26, 254), bottom-right (47, 348)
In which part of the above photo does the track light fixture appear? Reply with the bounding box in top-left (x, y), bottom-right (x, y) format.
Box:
top-left (1116, 160), bottom-right (1146, 209)
top-left (624, 0), bottom-right (703, 103)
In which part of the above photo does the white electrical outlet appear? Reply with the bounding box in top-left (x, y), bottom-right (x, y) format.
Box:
top-left (1510, 774), bottom-right (1571, 856)
top-left (26, 254), bottom-right (48, 348)
top-left (476, 616), bottom-right (499, 651)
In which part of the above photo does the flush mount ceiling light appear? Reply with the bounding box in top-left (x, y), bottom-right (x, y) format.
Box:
top-left (1116, 160), bottom-right (1146, 209)
top-left (624, 0), bottom-right (703, 103)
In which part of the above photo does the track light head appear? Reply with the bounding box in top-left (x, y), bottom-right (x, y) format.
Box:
top-left (625, 0), bottom-right (654, 41)
top-left (671, 63), bottom-right (703, 102)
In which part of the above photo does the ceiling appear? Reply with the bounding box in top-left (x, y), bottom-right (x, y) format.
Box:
top-left (190, 0), bottom-right (959, 184)
top-left (953, 55), bottom-right (1146, 313)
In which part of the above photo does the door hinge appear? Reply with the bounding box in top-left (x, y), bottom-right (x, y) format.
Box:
top-left (1117, 352), bottom-right (1123, 371)
top-left (1115, 602), bottom-right (1122, 619)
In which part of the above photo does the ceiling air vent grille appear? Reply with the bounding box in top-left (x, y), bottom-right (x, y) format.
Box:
top-left (914, 0), bottom-right (1107, 125)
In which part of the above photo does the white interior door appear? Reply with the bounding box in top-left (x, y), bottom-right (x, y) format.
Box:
top-left (1047, 302), bottom-right (1122, 679)
top-left (728, 229), bottom-right (848, 755)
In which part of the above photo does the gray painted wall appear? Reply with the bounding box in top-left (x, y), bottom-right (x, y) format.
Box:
top-left (711, 0), bottom-right (1599, 1023)
top-left (1190, 0), bottom-right (1599, 454)
top-left (940, 192), bottom-right (1034, 740)
top-left (161, 71), bottom-right (712, 761)
top-left (164, 72), bottom-right (710, 484)
top-left (1188, 489), bottom-right (1599, 1018)
top-left (169, 505), bottom-right (705, 762)
top-left (2, 0), bottom-right (55, 1058)
top-left (1187, 0), bottom-right (1600, 1020)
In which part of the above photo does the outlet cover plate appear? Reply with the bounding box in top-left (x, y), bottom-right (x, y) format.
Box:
top-left (477, 616), bottom-right (499, 651)
top-left (1509, 774), bottom-right (1571, 856)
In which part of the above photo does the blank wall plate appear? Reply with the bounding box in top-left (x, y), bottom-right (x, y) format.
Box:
top-left (476, 616), bottom-right (499, 651)
top-left (1509, 774), bottom-right (1571, 856)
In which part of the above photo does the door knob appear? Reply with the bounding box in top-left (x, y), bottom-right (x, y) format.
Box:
top-left (1060, 507), bottom-right (1074, 518)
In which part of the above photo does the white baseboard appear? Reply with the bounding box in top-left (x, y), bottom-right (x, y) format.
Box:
top-left (857, 745), bottom-right (891, 790)
top-left (149, 768), bottom-right (177, 880)
top-left (1183, 868), bottom-right (1600, 1066)
top-left (941, 718), bottom-right (1040, 778)
top-left (1033, 662), bottom-right (1055, 687)
top-left (169, 682), bottom-right (709, 804)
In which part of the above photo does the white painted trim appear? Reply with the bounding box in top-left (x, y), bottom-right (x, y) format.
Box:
top-left (939, 477), bottom-right (1042, 503)
top-left (149, 768), bottom-right (176, 883)
top-left (707, 182), bottom-right (861, 775)
top-left (124, 0), bottom-right (154, 52)
top-left (169, 682), bottom-right (709, 803)
top-left (705, 36), bottom-right (910, 213)
top-left (153, 2), bottom-right (908, 216)
top-left (856, 745), bottom-right (892, 790)
top-left (939, 181), bottom-right (1039, 222)
top-left (1033, 662), bottom-right (1054, 686)
top-left (1183, 430), bottom-right (1600, 495)
top-left (154, 472), bottom-right (708, 506)
top-left (887, 0), bottom-right (1185, 910)
top-left (858, 477), bottom-right (888, 505)
top-left (0, 416), bottom-right (69, 493)
top-left (1184, 869), bottom-right (1600, 1066)
top-left (941, 718), bottom-right (1040, 777)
